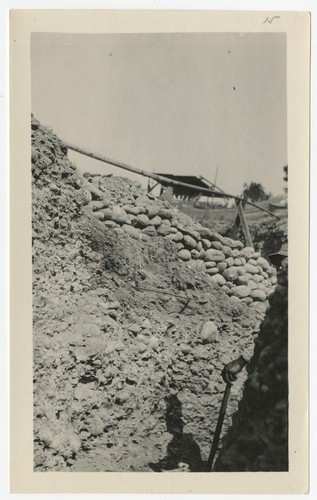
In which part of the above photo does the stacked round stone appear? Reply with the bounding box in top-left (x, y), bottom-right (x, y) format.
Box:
top-left (85, 178), bottom-right (276, 307)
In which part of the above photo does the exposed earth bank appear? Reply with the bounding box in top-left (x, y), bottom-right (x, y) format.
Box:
top-left (215, 264), bottom-right (288, 471)
top-left (32, 116), bottom-right (286, 472)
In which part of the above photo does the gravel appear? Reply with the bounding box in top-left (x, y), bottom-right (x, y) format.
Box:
top-left (32, 116), bottom-right (277, 472)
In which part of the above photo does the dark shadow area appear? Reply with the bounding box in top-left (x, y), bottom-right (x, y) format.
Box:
top-left (149, 394), bottom-right (205, 472)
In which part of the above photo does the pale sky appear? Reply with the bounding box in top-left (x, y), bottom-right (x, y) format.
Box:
top-left (31, 32), bottom-right (287, 196)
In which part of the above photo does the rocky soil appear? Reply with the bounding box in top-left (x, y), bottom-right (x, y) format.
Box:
top-left (32, 115), bottom-right (281, 472)
top-left (214, 263), bottom-right (288, 471)
top-left (177, 203), bottom-right (287, 260)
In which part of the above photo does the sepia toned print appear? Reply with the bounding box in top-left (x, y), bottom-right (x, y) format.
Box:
top-left (11, 10), bottom-right (309, 494)
top-left (31, 30), bottom-right (287, 473)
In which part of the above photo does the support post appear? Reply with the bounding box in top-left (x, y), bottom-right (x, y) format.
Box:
top-left (236, 200), bottom-right (253, 247)
top-left (231, 194), bottom-right (247, 239)
top-left (147, 182), bottom-right (159, 194)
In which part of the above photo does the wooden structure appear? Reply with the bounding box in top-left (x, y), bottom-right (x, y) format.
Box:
top-left (64, 140), bottom-right (279, 218)
top-left (64, 141), bottom-right (280, 247)
top-left (153, 174), bottom-right (226, 203)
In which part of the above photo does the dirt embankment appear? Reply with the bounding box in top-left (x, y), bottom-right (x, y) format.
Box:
top-left (214, 264), bottom-right (288, 471)
top-left (32, 115), bottom-right (282, 472)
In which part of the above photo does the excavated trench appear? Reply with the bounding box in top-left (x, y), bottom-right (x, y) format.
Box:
top-left (32, 116), bottom-right (288, 472)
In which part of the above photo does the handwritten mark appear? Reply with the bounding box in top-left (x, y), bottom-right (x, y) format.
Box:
top-left (263, 16), bottom-right (280, 24)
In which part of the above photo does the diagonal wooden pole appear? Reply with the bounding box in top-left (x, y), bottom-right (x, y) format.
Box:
top-left (64, 141), bottom-right (280, 219)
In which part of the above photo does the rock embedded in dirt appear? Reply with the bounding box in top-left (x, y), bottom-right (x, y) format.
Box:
top-left (190, 249), bottom-right (200, 260)
top-left (197, 227), bottom-right (212, 239)
top-left (116, 391), bottom-right (131, 404)
top-left (249, 289), bottom-right (267, 302)
top-left (99, 208), bottom-right (113, 221)
top-left (209, 274), bottom-right (226, 286)
top-left (248, 280), bottom-right (258, 290)
top-left (223, 236), bottom-right (244, 249)
top-left (221, 245), bottom-right (233, 257)
top-left (179, 344), bottom-right (191, 354)
top-left (183, 235), bottom-right (197, 249)
top-left (225, 257), bottom-right (234, 267)
top-left (142, 225), bottom-right (157, 237)
top-left (84, 181), bottom-right (104, 200)
top-left (204, 249), bottom-right (225, 263)
top-left (241, 297), bottom-right (253, 305)
top-left (136, 214), bottom-right (150, 228)
top-left (200, 320), bottom-right (219, 344)
top-left (158, 208), bottom-right (174, 220)
top-left (93, 211), bottom-right (105, 221)
top-left (249, 301), bottom-right (269, 313)
top-left (257, 256), bottom-right (270, 270)
top-left (210, 232), bottom-right (226, 244)
top-left (217, 262), bottom-right (228, 273)
top-left (251, 274), bottom-right (261, 283)
top-left (178, 249), bottom-right (191, 261)
top-left (79, 323), bottom-right (101, 337)
top-left (222, 267), bottom-right (239, 282)
top-left (111, 206), bottom-right (128, 224)
top-left (231, 285), bottom-right (251, 298)
top-left (123, 205), bottom-right (146, 215)
top-left (245, 263), bottom-right (260, 275)
top-left (239, 247), bottom-right (254, 259)
top-left (175, 242), bottom-right (184, 251)
top-left (188, 260), bottom-right (206, 272)
top-left (157, 222), bottom-right (175, 237)
top-left (148, 215), bottom-right (162, 227)
top-left (90, 200), bottom-right (106, 211)
top-left (135, 195), bottom-right (150, 206)
top-left (122, 224), bottom-right (142, 240)
top-left (88, 415), bottom-right (105, 436)
top-left (104, 220), bottom-right (118, 228)
top-left (38, 426), bottom-right (55, 447)
top-left (128, 324), bottom-right (141, 335)
top-left (137, 342), bottom-right (147, 354)
top-left (231, 249), bottom-right (241, 258)
top-left (146, 205), bottom-right (160, 218)
top-left (229, 295), bottom-right (241, 304)
top-left (206, 267), bottom-right (219, 276)
top-left (205, 261), bottom-right (217, 269)
top-left (148, 336), bottom-right (160, 350)
top-left (201, 238), bottom-right (212, 250)
top-left (209, 241), bottom-right (223, 251)
top-left (236, 275), bottom-right (249, 286)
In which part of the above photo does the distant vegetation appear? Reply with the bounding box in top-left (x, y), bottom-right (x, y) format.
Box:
top-left (242, 182), bottom-right (271, 203)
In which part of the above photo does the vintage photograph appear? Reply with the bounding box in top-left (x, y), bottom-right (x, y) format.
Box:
top-left (30, 30), bottom-right (289, 473)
